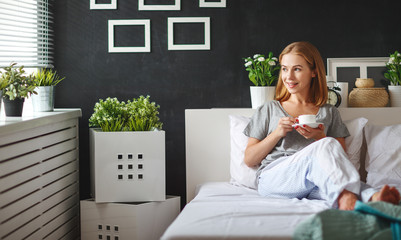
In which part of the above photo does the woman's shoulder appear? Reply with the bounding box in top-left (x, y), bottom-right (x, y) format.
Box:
top-left (257, 100), bottom-right (281, 112)
top-left (318, 104), bottom-right (342, 119)
top-left (319, 103), bottom-right (338, 112)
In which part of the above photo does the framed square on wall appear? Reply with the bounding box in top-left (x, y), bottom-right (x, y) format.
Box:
top-left (90, 0), bottom-right (117, 10)
top-left (327, 57), bottom-right (388, 82)
top-left (138, 0), bottom-right (181, 11)
top-left (199, 0), bottom-right (226, 8)
top-left (167, 17), bottom-right (211, 51)
top-left (108, 19), bottom-right (151, 53)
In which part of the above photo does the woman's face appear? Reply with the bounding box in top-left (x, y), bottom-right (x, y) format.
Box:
top-left (280, 53), bottom-right (316, 96)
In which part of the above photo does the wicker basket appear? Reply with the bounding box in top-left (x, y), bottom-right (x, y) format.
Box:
top-left (349, 88), bottom-right (389, 107)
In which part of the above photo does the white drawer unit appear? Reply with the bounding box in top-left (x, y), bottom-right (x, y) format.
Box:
top-left (0, 109), bottom-right (81, 240)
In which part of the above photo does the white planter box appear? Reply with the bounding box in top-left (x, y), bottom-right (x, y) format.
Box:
top-left (90, 129), bottom-right (166, 202)
top-left (80, 196), bottom-right (180, 240)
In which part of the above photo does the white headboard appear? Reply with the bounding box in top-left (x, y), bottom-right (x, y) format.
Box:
top-left (185, 107), bottom-right (401, 202)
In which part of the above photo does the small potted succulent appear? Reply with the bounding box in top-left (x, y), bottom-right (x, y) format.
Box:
top-left (31, 68), bottom-right (65, 112)
top-left (88, 95), bottom-right (166, 203)
top-left (384, 51), bottom-right (401, 107)
top-left (243, 52), bottom-right (280, 109)
top-left (0, 63), bottom-right (36, 116)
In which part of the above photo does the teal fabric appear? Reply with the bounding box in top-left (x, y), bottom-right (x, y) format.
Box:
top-left (355, 201), bottom-right (401, 240)
top-left (293, 201), bottom-right (401, 240)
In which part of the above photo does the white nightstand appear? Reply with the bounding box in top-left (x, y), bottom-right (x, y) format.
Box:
top-left (80, 196), bottom-right (180, 240)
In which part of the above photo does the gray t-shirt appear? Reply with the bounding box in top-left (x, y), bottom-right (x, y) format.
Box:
top-left (243, 100), bottom-right (350, 177)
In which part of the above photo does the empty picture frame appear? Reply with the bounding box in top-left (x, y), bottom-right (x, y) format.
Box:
top-left (90, 0), bottom-right (117, 10)
top-left (138, 0), bottom-right (181, 11)
top-left (168, 17), bottom-right (211, 51)
top-left (108, 19), bottom-right (151, 53)
top-left (199, 0), bottom-right (226, 8)
top-left (327, 57), bottom-right (389, 82)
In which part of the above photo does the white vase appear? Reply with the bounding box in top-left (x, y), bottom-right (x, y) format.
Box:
top-left (388, 85), bottom-right (401, 107)
top-left (250, 86), bottom-right (276, 109)
top-left (89, 129), bottom-right (166, 202)
top-left (31, 86), bottom-right (55, 112)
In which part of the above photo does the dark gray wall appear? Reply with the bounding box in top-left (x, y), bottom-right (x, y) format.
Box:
top-left (53, 0), bottom-right (401, 206)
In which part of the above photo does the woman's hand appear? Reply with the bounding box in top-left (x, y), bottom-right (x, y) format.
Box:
top-left (274, 117), bottom-right (297, 138)
top-left (295, 124), bottom-right (326, 140)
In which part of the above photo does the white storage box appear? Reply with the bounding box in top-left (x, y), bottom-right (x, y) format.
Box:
top-left (80, 196), bottom-right (180, 240)
top-left (90, 129), bottom-right (166, 202)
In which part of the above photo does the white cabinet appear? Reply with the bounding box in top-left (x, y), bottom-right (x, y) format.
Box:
top-left (80, 196), bottom-right (180, 240)
top-left (0, 109), bottom-right (81, 240)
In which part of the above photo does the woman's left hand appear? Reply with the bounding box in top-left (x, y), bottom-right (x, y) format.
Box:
top-left (294, 124), bottom-right (326, 140)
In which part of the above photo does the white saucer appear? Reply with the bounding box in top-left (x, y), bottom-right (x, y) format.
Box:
top-left (292, 122), bottom-right (324, 128)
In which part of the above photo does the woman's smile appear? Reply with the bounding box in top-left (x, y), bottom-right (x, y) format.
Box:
top-left (285, 81), bottom-right (298, 88)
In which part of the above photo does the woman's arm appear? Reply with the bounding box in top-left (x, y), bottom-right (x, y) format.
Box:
top-left (244, 117), bottom-right (295, 167)
top-left (244, 134), bottom-right (281, 167)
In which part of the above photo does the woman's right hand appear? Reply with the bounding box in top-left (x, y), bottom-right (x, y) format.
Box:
top-left (274, 117), bottom-right (297, 138)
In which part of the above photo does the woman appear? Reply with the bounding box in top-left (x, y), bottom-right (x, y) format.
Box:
top-left (243, 41), bottom-right (399, 210)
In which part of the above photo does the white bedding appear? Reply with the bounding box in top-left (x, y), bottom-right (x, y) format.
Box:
top-left (161, 182), bottom-right (331, 240)
top-left (171, 107), bottom-right (401, 240)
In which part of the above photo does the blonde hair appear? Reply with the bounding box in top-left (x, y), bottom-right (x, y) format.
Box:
top-left (275, 41), bottom-right (328, 106)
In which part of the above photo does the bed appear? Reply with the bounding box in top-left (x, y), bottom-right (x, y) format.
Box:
top-left (161, 107), bottom-right (401, 240)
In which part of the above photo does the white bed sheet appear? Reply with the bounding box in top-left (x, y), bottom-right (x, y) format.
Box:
top-left (161, 182), bottom-right (331, 240)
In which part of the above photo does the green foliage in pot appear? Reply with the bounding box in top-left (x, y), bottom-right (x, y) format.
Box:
top-left (89, 95), bottom-right (163, 132)
top-left (384, 51), bottom-right (401, 86)
top-left (0, 62), bottom-right (36, 100)
top-left (243, 52), bottom-right (280, 86)
top-left (33, 68), bottom-right (65, 86)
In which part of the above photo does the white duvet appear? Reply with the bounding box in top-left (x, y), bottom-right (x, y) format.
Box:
top-left (161, 182), bottom-right (331, 240)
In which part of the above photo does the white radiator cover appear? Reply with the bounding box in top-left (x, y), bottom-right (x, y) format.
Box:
top-left (0, 109), bottom-right (81, 240)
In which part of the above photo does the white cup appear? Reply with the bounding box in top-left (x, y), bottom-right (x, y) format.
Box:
top-left (298, 114), bottom-right (316, 124)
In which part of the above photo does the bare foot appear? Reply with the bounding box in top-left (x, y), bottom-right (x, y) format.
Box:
top-left (370, 185), bottom-right (401, 205)
top-left (338, 189), bottom-right (358, 210)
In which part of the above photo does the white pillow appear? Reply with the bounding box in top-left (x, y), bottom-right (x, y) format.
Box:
top-left (229, 115), bottom-right (257, 189)
top-left (344, 117), bottom-right (368, 170)
top-left (364, 124), bottom-right (401, 187)
top-left (228, 115), bottom-right (367, 189)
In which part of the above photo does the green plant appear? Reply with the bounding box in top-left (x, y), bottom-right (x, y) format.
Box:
top-left (89, 96), bottom-right (163, 132)
top-left (243, 52), bottom-right (280, 86)
top-left (0, 62), bottom-right (36, 100)
top-left (33, 68), bottom-right (65, 86)
top-left (384, 51), bottom-right (401, 86)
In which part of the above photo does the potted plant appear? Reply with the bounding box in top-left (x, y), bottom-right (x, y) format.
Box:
top-left (31, 68), bottom-right (65, 112)
top-left (384, 51), bottom-right (401, 107)
top-left (0, 63), bottom-right (36, 116)
top-left (244, 52), bottom-right (280, 109)
top-left (88, 95), bottom-right (166, 203)
top-left (0, 75), bottom-right (8, 113)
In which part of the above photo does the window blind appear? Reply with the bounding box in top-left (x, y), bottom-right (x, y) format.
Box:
top-left (0, 0), bottom-right (53, 68)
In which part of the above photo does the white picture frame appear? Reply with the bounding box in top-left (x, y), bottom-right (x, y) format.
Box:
top-left (108, 19), bottom-right (151, 53)
top-left (167, 17), bottom-right (211, 51)
top-left (327, 57), bottom-right (389, 82)
top-left (90, 0), bottom-right (117, 10)
top-left (199, 0), bottom-right (226, 8)
top-left (138, 0), bottom-right (181, 11)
